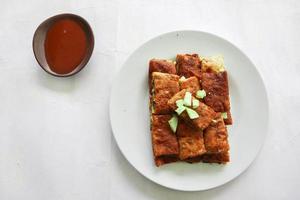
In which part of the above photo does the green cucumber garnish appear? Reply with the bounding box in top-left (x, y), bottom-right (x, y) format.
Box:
top-left (168, 115), bottom-right (178, 133)
top-left (183, 91), bottom-right (192, 106)
top-left (192, 99), bottom-right (200, 109)
top-left (186, 107), bottom-right (199, 119)
top-left (175, 105), bottom-right (186, 115)
top-left (196, 90), bottom-right (206, 99)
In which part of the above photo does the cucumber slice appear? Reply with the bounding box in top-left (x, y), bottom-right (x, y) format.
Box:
top-left (196, 90), bottom-right (206, 99)
top-left (175, 105), bottom-right (186, 115)
top-left (176, 99), bottom-right (184, 107)
top-left (179, 76), bottom-right (186, 81)
top-left (168, 115), bottom-right (178, 133)
top-left (183, 92), bottom-right (192, 106)
top-left (221, 112), bottom-right (228, 119)
top-left (186, 107), bottom-right (199, 119)
top-left (192, 99), bottom-right (200, 109)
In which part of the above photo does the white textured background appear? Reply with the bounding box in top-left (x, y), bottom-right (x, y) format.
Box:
top-left (0, 0), bottom-right (299, 199)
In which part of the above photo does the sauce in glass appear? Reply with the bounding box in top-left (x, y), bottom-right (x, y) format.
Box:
top-left (44, 18), bottom-right (87, 74)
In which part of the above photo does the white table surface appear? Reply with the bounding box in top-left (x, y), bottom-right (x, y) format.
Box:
top-left (0, 0), bottom-right (299, 199)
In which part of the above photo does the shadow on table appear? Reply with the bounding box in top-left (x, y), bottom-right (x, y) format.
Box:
top-left (33, 59), bottom-right (94, 93)
top-left (111, 138), bottom-right (251, 200)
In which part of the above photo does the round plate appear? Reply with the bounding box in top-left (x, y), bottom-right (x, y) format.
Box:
top-left (110, 30), bottom-right (269, 191)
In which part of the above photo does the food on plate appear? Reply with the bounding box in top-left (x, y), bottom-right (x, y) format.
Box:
top-left (201, 152), bottom-right (230, 163)
top-left (204, 113), bottom-right (230, 153)
top-left (176, 54), bottom-right (202, 79)
top-left (179, 76), bottom-right (200, 95)
top-left (177, 120), bottom-right (206, 160)
top-left (149, 59), bottom-right (177, 90)
top-left (151, 72), bottom-right (180, 114)
top-left (201, 55), bottom-right (225, 73)
top-left (201, 56), bottom-right (232, 124)
top-left (186, 152), bottom-right (230, 164)
top-left (149, 54), bottom-right (232, 166)
top-left (168, 89), bottom-right (216, 130)
top-left (151, 115), bottom-right (179, 166)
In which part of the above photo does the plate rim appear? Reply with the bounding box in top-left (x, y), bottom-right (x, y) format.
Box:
top-left (109, 30), bottom-right (270, 191)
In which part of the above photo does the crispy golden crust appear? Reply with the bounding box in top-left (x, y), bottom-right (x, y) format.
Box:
top-left (149, 59), bottom-right (176, 76)
top-left (153, 79), bottom-right (180, 114)
top-left (201, 71), bottom-right (232, 125)
top-left (151, 115), bottom-right (179, 159)
top-left (177, 121), bottom-right (206, 160)
top-left (168, 89), bottom-right (216, 130)
top-left (204, 113), bottom-right (230, 153)
top-left (149, 59), bottom-right (177, 91)
top-left (179, 76), bottom-right (200, 95)
top-left (189, 103), bottom-right (216, 130)
top-left (152, 72), bottom-right (179, 82)
top-left (152, 72), bottom-right (180, 114)
top-left (176, 54), bottom-right (202, 80)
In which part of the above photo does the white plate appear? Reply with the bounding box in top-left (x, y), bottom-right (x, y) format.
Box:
top-left (110, 30), bottom-right (269, 191)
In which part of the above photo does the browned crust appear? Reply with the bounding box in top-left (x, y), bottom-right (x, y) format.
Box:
top-left (151, 115), bottom-right (179, 166)
top-left (152, 72), bottom-right (180, 114)
top-left (185, 152), bottom-right (230, 164)
top-left (189, 103), bottom-right (216, 130)
top-left (204, 113), bottom-right (230, 153)
top-left (155, 155), bottom-right (179, 166)
top-left (149, 59), bottom-right (177, 91)
top-left (179, 76), bottom-right (200, 95)
top-left (201, 152), bottom-right (230, 163)
top-left (201, 71), bottom-right (232, 125)
top-left (177, 121), bottom-right (206, 160)
top-left (223, 110), bottom-right (233, 125)
top-left (153, 79), bottom-right (180, 114)
top-left (152, 71), bottom-right (179, 82)
top-left (176, 54), bottom-right (202, 80)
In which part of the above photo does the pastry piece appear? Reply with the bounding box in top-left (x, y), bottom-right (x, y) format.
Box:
top-left (204, 113), bottom-right (230, 153)
top-left (201, 55), bottom-right (225, 73)
top-left (185, 152), bottom-right (230, 164)
top-left (176, 54), bottom-right (202, 80)
top-left (168, 89), bottom-right (216, 130)
top-left (201, 152), bottom-right (230, 163)
top-left (149, 59), bottom-right (177, 91)
top-left (201, 57), bottom-right (232, 124)
top-left (179, 76), bottom-right (200, 95)
top-left (151, 72), bottom-right (180, 114)
top-left (155, 156), bottom-right (178, 166)
top-left (151, 115), bottom-right (179, 166)
top-left (177, 120), bottom-right (206, 160)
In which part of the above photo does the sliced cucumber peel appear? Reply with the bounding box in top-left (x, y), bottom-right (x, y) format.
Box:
top-left (175, 105), bottom-right (186, 115)
top-left (176, 99), bottom-right (184, 107)
top-left (192, 99), bottom-right (200, 109)
top-left (186, 107), bottom-right (199, 119)
top-left (168, 115), bottom-right (178, 133)
top-left (183, 91), bottom-right (192, 106)
top-left (196, 90), bottom-right (206, 99)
